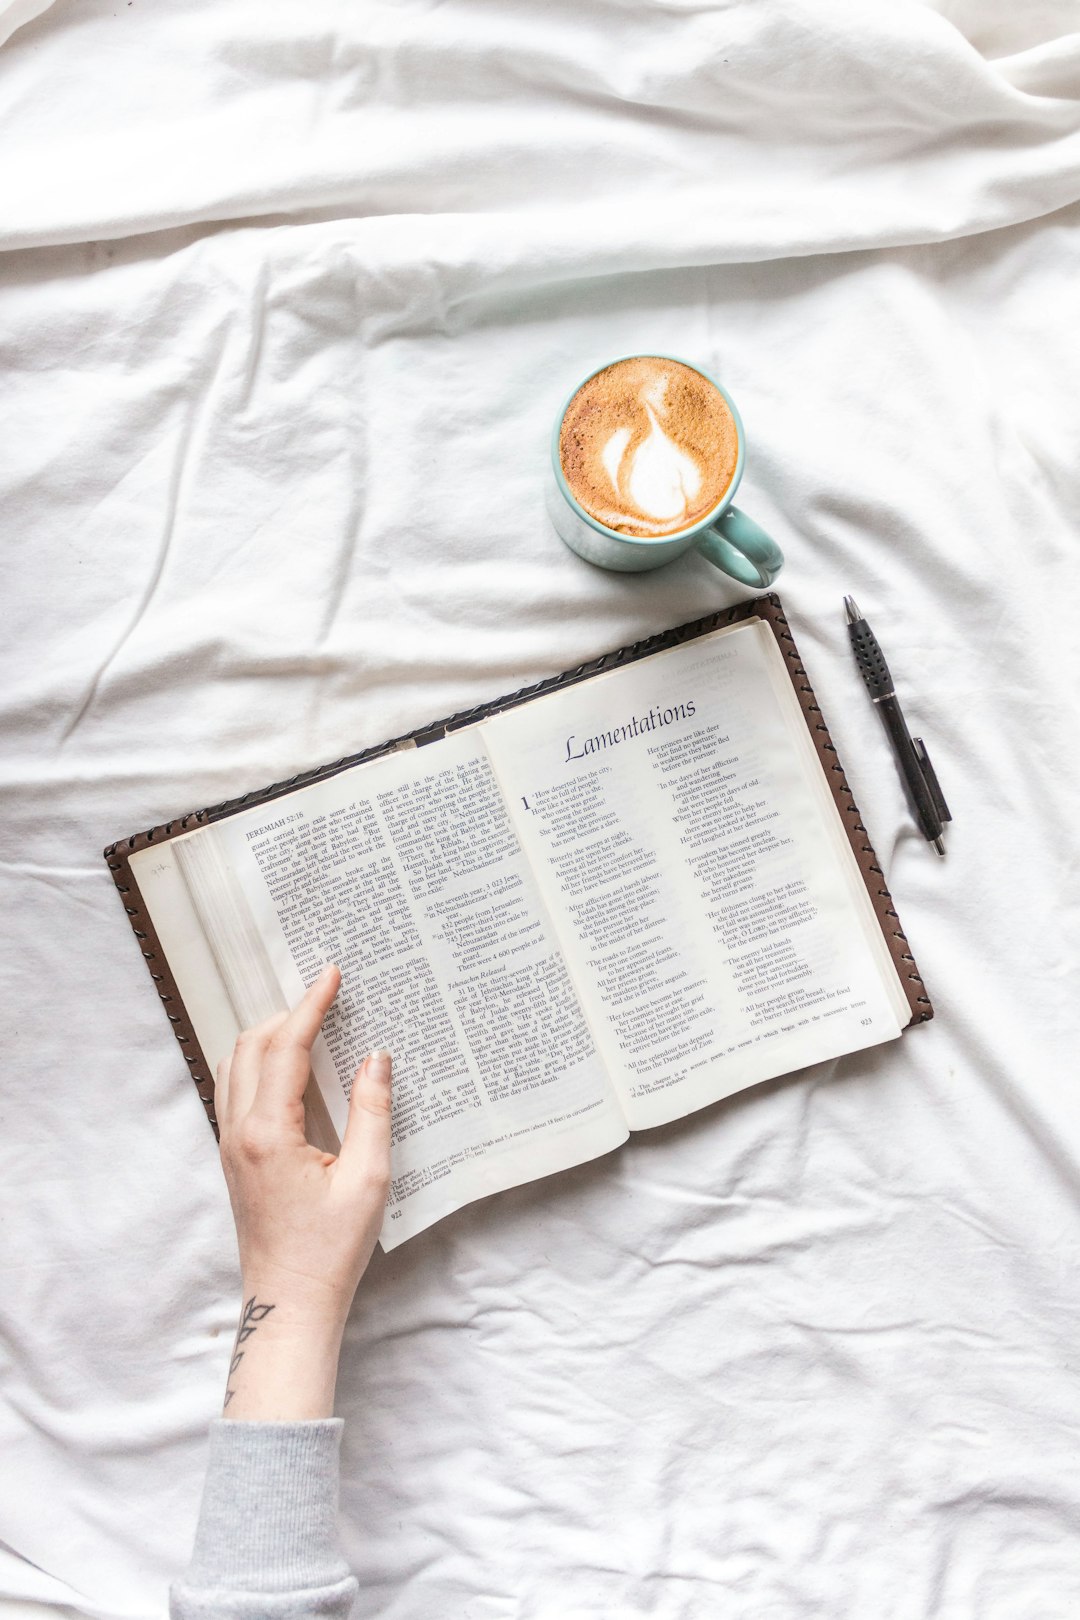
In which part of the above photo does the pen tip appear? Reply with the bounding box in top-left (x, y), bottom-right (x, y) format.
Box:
top-left (843, 595), bottom-right (862, 625)
top-left (932, 837), bottom-right (945, 857)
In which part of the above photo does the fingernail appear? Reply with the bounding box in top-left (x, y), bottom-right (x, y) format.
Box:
top-left (317, 964), bottom-right (337, 984)
top-left (366, 1048), bottom-right (392, 1084)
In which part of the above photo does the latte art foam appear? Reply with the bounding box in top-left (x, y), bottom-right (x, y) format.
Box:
top-left (558, 358), bottom-right (739, 538)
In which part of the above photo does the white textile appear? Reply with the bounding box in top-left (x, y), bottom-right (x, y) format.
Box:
top-left (1, 1), bottom-right (1078, 1615)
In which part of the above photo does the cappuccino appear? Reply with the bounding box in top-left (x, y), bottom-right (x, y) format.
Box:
top-left (558, 357), bottom-right (739, 538)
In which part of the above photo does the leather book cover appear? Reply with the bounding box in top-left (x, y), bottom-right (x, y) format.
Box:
top-left (103, 593), bottom-right (933, 1135)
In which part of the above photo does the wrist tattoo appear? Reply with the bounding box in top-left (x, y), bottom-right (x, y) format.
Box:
top-left (223, 1294), bottom-right (276, 1410)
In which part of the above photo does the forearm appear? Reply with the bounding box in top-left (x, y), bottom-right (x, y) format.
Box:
top-left (171, 1301), bottom-right (355, 1617)
top-left (222, 1285), bottom-right (347, 1422)
top-left (172, 983), bottom-right (389, 1615)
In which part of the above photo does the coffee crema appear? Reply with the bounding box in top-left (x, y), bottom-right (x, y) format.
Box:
top-left (558, 357), bottom-right (739, 539)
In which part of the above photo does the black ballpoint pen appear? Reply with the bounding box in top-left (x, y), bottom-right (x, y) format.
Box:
top-left (843, 596), bottom-right (951, 856)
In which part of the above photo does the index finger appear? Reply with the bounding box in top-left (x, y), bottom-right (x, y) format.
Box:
top-left (278, 963), bottom-right (342, 1051)
top-left (254, 964), bottom-right (342, 1111)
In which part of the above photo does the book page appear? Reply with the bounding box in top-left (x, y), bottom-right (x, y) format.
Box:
top-left (126, 840), bottom-right (243, 1081)
top-left (480, 618), bottom-right (907, 1131)
top-left (199, 728), bottom-right (626, 1249)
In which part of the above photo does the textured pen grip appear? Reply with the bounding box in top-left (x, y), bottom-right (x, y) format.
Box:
top-left (848, 619), bottom-right (893, 699)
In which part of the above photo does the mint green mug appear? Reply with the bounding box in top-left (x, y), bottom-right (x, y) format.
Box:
top-left (547, 354), bottom-right (783, 587)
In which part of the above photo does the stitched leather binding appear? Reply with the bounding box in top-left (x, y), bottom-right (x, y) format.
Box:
top-left (103, 593), bottom-right (932, 1136)
top-left (753, 596), bottom-right (932, 1026)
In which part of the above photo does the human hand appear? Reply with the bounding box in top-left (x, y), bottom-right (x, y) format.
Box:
top-left (214, 963), bottom-right (392, 1419)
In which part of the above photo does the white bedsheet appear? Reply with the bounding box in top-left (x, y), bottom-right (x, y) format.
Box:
top-left (1, 1), bottom-right (1078, 1615)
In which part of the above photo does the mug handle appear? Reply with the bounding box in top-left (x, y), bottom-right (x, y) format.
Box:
top-left (695, 505), bottom-right (784, 588)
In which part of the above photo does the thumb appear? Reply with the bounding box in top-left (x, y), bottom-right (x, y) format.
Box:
top-left (339, 1049), bottom-right (393, 1202)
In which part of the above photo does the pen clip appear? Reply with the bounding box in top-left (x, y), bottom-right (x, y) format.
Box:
top-left (912, 738), bottom-right (952, 824)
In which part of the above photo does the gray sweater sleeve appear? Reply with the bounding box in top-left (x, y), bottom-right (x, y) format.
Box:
top-left (170, 1419), bottom-right (358, 1619)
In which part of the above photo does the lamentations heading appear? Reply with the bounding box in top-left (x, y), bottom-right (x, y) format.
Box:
top-left (564, 699), bottom-right (696, 763)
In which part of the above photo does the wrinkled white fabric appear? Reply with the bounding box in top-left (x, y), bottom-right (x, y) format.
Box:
top-left (1, 1), bottom-right (1078, 1616)
top-left (0, 0), bottom-right (52, 51)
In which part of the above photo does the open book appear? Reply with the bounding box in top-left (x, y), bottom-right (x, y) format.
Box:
top-left (107, 597), bottom-right (930, 1250)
